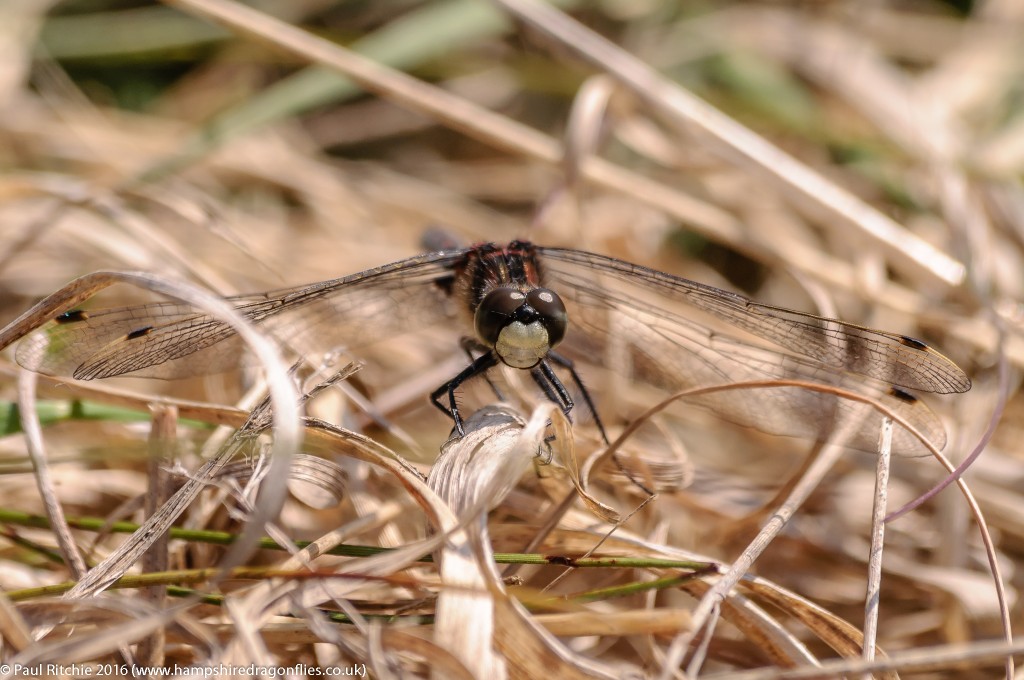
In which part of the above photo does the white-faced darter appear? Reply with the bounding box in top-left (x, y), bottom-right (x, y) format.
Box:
top-left (15, 240), bottom-right (971, 455)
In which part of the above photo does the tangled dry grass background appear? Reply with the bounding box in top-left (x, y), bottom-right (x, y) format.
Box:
top-left (1, 1), bottom-right (1023, 677)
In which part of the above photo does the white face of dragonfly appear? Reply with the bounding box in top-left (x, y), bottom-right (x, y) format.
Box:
top-left (495, 319), bottom-right (550, 368)
top-left (474, 287), bottom-right (568, 369)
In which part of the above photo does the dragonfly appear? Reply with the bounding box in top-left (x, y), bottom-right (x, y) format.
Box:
top-left (14, 240), bottom-right (971, 455)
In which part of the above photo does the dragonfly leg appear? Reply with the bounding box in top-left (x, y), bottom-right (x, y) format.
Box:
top-left (531, 360), bottom-right (574, 417)
top-left (544, 351), bottom-right (652, 493)
top-left (431, 350), bottom-right (499, 436)
top-left (544, 350), bottom-right (610, 446)
top-left (459, 337), bottom-right (505, 401)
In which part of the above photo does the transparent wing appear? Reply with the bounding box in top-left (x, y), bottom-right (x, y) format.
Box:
top-left (538, 247), bottom-right (969, 454)
top-left (16, 240), bottom-right (968, 454)
top-left (16, 250), bottom-right (468, 380)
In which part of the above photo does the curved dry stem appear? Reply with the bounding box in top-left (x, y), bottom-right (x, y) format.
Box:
top-left (0, 270), bottom-right (301, 600)
top-left (580, 379), bottom-right (1008, 679)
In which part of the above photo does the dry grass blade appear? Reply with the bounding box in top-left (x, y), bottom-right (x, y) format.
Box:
top-left (136, 403), bottom-right (176, 668)
top-left (428, 405), bottom-right (543, 680)
top-left (162, 0), bottom-right (832, 290)
top-left (16, 369), bottom-right (88, 578)
top-left (666, 420), bottom-right (848, 678)
top-left (494, 0), bottom-right (965, 287)
top-left (587, 378), bottom-right (1007, 678)
top-left (0, 595), bottom-right (34, 654)
top-left (0, 270), bottom-right (301, 597)
top-left (709, 636), bottom-right (1024, 680)
top-left (862, 417), bottom-right (893, 675)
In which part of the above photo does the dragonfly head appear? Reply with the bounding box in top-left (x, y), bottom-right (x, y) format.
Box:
top-left (475, 287), bottom-right (568, 369)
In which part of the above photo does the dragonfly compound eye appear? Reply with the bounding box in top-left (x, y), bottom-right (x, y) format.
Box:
top-left (475, 287), bottom-right (567, 369)
top-left (526, 288), bottom-right (567, 346)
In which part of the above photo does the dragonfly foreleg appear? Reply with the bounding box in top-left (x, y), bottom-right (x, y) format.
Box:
top-left (430, 350), bottom-right (499, 436)
top-left (544, 351), bottom-right (610, 445)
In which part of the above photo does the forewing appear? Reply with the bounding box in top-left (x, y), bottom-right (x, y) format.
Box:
top-left (17, 250), bottom-right (466, 380)
top-left (539, 248), bottom-right (970, 394)
top-left (538, 247), bottom-right (961, 454)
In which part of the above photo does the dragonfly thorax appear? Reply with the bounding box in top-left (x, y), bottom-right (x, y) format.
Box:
top-left (474, 286), bottom-right (568, 369)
